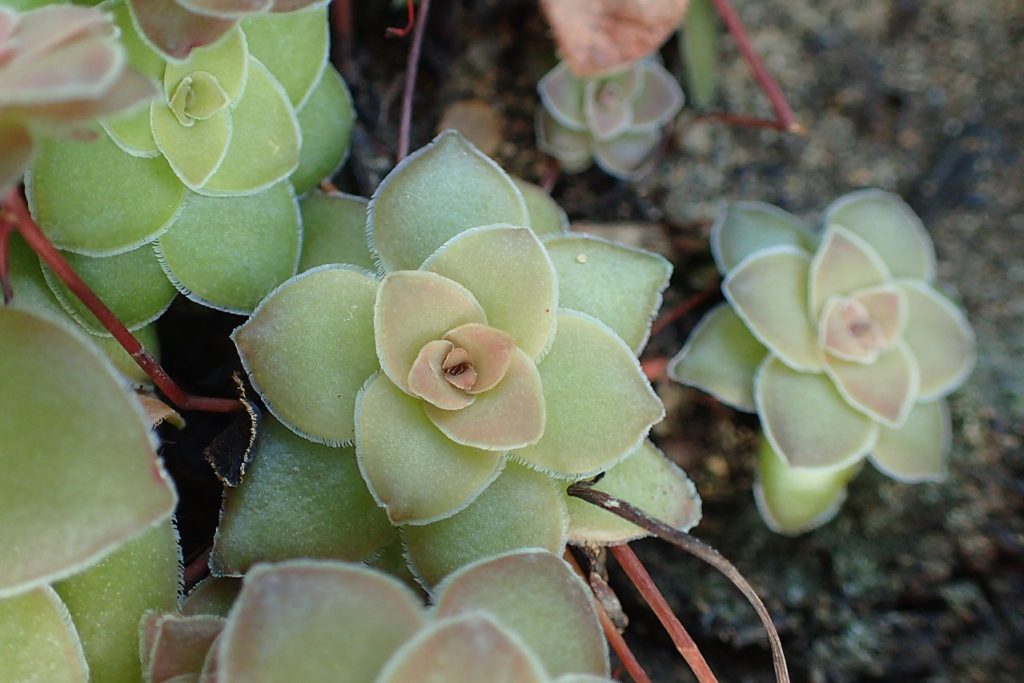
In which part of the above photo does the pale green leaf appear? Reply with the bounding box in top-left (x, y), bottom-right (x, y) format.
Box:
top-left (823, 341), bottom-right (919, 428)
top-left (103, 105), bottom-right (159, 158)
top-left (629, 61), bottom-right (684, 129)
top-left (537, 61), bottom-right (587, 131)
top-left (182, 578), bottom-right (242, 617)
top-left (869, 399), bottom-right (950, 483)
top-left (163, 27), bottom-right (248, 104)
top-left (290, 66), bottom-right (353, 195)
top-left (240, 4), bottom-right (327, 108)
top-left (897, 280), bottom-right (975, 400)
top-left (177, 0), bottom-right (271, 19)
top-left (151, 101), bottom-right (233, 190)
top-left (710, 201), bottom-right (812, 275)
top-left (0, 586), bottom-right (88, 683)
top-left (92, 323), bottom-right (161, 387)
top-left (582, 76), bottom-right (633, 141)
top-left (513, 177), bottom-right (568, 236)
top-left (536, 111), bottom-right (592, 172)
top-left (591, 127), bottom-right (659, 180)
top-left (808, 225), bottom-right (890, 317)
top-left (298, 191), bottom-right (375, 273)
top-left (679, 0), bottom-right (718, 109)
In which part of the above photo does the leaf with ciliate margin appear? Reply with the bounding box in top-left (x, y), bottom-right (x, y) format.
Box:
top-left (376, 613), bottom-right (548, 683)
top-left (629, 61), bottom-right (685, 128)
top-left (513, 176), bottom-right (569, 236)
top-left (754, 436), bottom-right (861, 536)
top-left (128, 0), bottom-right (236, 62)
top-left (156, 181), bottom-right (300, 313)
top-left (0, 586), bottom-right (88, 683)
top-left (176, 0), bottom-right (271, 20)
top-left (290, 66), bottom-right (354, 195)
top-left (368, 130), bottom-right (530, 271)
top-left (724, 246), bottom-right (823, 372)
top-left (163, 26), bottom-right (248, 104)
top-left (0, 308), bottom-right (177, 598)
top-left (94, 323), bottom-right (162, 387)
top-left (897, 280), bottom-right (975, 400)
top-left (591, 127), bottom-right (660, 180)
top-left (182, 578), bottom-right (243, 617)
top-left (298, 191), bottom-right (375, 273)
top-left (402, 463), bottom-right (568, 587)
top-left (217, 561), bottom-right (426, 683)
top-left (27, 130), bottom-right (186, 256)
top-left (55, 520), bottom-right (181, 682)
top-left (823, 341), bottom-right (919, 429)
top-left (544, 233), bottom-right (671, 353)
top-left (513, 310), bottom-right (663, 478)
top-left (355, 373), bottom-right (504, 525)
top-left (669, 304), bottom-right (767, 412)
top-left (823, 189), bottom-right (936, 282)
top-left (755, 356), bottom-right (878, 470)
top-left (566, 440), bottom-right (701, 544)
top-left (808, 225), bottom-right (890, 317)
top-left (423, 225), bottom-right (557, 359)
top-left (151, 102), bottom-right (233, 190)
top-left (435, 549), bottom-right (609, 678)
top-left (145, 614), bottom-right (225, 683)
top-left (869, 399), bottom-right (951, 483)
top-left (365, 532), bottom-right (425, 595)
top-left (240, 4), bottom-right (327, 108)
top-left (536, 110), bottom-right (592, 173)
top-left (582, 76), bottom-right (633, 141)
top-left (537, 61), bottom-right (587, 131)
top-left (232, 265), bottom-right (379, 445)
top-left (710, 201), bottom-right (813, 275)
top-left (212, 417), bottom-right (392, 575)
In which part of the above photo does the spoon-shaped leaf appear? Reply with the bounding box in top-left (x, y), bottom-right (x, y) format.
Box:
top-left (513, 177), bottom-right (568, 236)
top-left (290, 66), bottom-right (354, 195)
top-left (163, 26), bottom-right (249, 104)
top-left (240, 4), bottom-right (327, 108)
top-left (297, 191), bottom-right (374, 273)
top-left (869, 399), bottom-right (951, 483)
top-left (897, 280), bottom-right (975, 400)
top-left (0, 586), bottom-right (88, 683)
top-left (710, 201), bottom-right (812, 275)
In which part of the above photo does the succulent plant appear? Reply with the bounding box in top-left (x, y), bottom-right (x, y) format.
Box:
top-left (0, 4), bottom-right (157, 192)
top-left (536, 59), bottom-right (683, 180)
top-left (670, 190), bottom-right (976, 534)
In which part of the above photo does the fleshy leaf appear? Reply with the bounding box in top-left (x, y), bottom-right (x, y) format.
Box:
top-left (211, 418), bottom-right (393, 575)
top-left (566, 440), bottom-right (701, 544)
top-left (514, 310), bottom-right (663, 477)
top-left (156, 182), bottom-right (300, 313)
top-left (723, 246), bottom-right (822, 372)
top-left (668, 304), bottom-right (767, 412)
top-left (0, 586), bottom-right (88, 683)
top-left (869, 400), bottom-right (951, 483)
top-left (402, 463), bottom-right (568, 587)
top-left (182, 578), bottom-right (242, 617)
top-left (407, 340), bottom-right (477, 410)
top-left (176, 0), bottom-right (271, 19)
top-left (513, 177), bottom-right (569, 236)
top-left (444, 323), bottom-right (516, 394)
top-left (536, 110), bottom-right (592, 172)
top-left (426, 348), bottom-right (545, 450)
top-left (54, 520), bottom-right (180, 682)
top-left (240, 4), bottom-right (327, 108)
top-left (163, 27), bottom-right (248, 104)
top-left (217, 561), bottom-right (426, 683)
top-left (128, 0), bottom-right (236, 62)
top-left (824, 189), bottom-right (936, 281)
top-left (755, 356), bottom-right (878, 469)
top-left (375, 614), bottom-right (548, 683)
top-left (27, 131), bottom-right (186, 255)
top-left (0, 308), bottom-right (176, 598)
top-left (824, 341), bottom-right (919, 428)
top-left (423, 225), bottom-right (557, 358)
top-left (290, 66), bottom-right (354, 195)
top-left (297, 191), bottom-right (375, 273)
top-left (679, 0), bottom-right (719, 109)
top-left (818, 285), bottom-right (907, 363)
top-left (897, 280), bottom-right (975, 400)
top-left (591, 127), bottom-right (659, 180)
top-left (808, 225), bottom-right (890, 317)
top-left (537, 61), bottom-right (587, 130)
top-left (374, 270), bottom-right (486, 393)
top-left (232, 265), bottom-right (379, 444)
top-left (103, 105), bottom-right (158, 157)
top-left (629, 61), bottom-right (685, 128)
top-left (146, 614), bottom-right (224, 683)
top-left (544, 233), bottom-right (671, 353)
top-left (355, 373), bottom-right (504, 525)
top-left (435, 550), bottom-right (609, 678)
top-left (151, 101), bottom-right (232, 189)
top-left (368, 130), bottom-right (530, 271)
top-left (95, 323), bottom-right (161, 387)
top-left (754, 436), bottom-right (860, 535)
top-left (710, 201), bottom-right (812, 275)
top-left (583, 76), bottom-right (634, 140)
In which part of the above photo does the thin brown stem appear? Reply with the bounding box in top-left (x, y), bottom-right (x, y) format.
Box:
top-left (650, 280), bottom-right (719, 337)
top-left (330, 0), bottom-right (356, 82)
top-left (692, 112), bottom-right (799, 133)
top-left (568, 483), bottom-right (791, 683)
top-left (2, 189), bottom-right (241, 414)
top-left (395, 0), bottom-right (431, 162)
top-left (183, 545), bottom-right (212, 589)
top-left (611, 544), bottom-right (718, 683)
top-left (385, 0), bottom-right (416, 38)
top-left (711, 0), bottom-right (804, 134)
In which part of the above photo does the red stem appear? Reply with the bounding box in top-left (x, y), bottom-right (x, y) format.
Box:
top-left (183, 546), bottom-right (212, 589)
top-left (711, 0), bottom-right (804, 134)
top-left (692, 112), bottom-right (799, 133)
top-left (649, 280), bottom-right (719, 337)
top-left (2, 190), bottom-right (241, 414)
top-left (611, 544), bottom-right (718, 683)
top-left (385, 0), bottom-right (416, 38)
top-left (395, 0), bottom-right (431, 161)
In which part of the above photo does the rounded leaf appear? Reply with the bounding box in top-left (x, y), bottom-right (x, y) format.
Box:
top-left (808, 225), bottom-right (891, 317)
top-left (536, 110), bottom-right (592, 172)
top-left (290, 66), bottom-right (354, 195)
top-left (824, 341), bottom-right (919, 428)
top-left (182, 578), bottom-right (242, 617)
top-left (513, 177), bottom-right (569, 236)
top-left (0, 586), bottom-right (88, 683)
top-left (629, 60), bottom-right (685, 128)
top-left (145, 614), bottom-right (225, 683)
top-left (537, 61), bottom-right (586, 131)
top-left (897, 280), bottom-right (975, 400)
top-left (127, 0), bottom-right (236, 62)
top-left (710, 201), bottom-right (812, 275)
top-left (163, 26), bottom-right (248, 104)
top-left (151, 98), bottom-right (233, 190)
top-left (869, 399), bottom-right (951, 483)
top-left (297, 191), bottom-right (375, 273)
top-left (240, 4), bottom-right (327, 108)
top-left (583, 75), bottom-right (634, 140)
top-left (591, 127), bottom-right (659, 180)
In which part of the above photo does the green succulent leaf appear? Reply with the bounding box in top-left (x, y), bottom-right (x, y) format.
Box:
top-left (823, 341), bottom-right (919, 428)
top-left (808, 225), bottom-right (890, 317)
top-left (290, 66), bottom-right (354, 195)
top-left (0, 308), bottom-right (176, 598)
top-left (376, 613), bottom-right (548, 683)
top-left (583, 77), bottom-right (633, 141)
top-left (536, 111), bottom-right (592, 173)
top-left (869, 399), bottom-right (950, 483)
top-left (544, 234), bottom-right (671, 353)
top-left (402, 463), bottom-right (568, 587)
top-left (513, 177), bottom-right (569, 236)
top-left (232, 265), bottom-right (379, 445)
top-left (103, 105), bottom-right (159, 158)
top-left (177, 0), bottom-right (271, 20)
top-left (537, 61), bottom-right (586, 131)
top-left (240, 4), bottom-right (327, 108)
top-left (755, 356), bottom-right (878, 470)
top-left (355, 373), bottom-right (505, 525)
top-left (368, 130), bottom-right (530, 271)
top-left (27, 130), bottom-right (186, 255)
top-left (897, 280), bottom-right (976, 400)
top-left (5, 233), bottom-right (89, 323)
top-left (109, 0), bottom-right (165, 82)
top-left (364, 533), bottom-right (424, 594)
top-left (218, 561), bottom-right (426, 683)
top-left (513, 310), bottom-right (663, 478)
top-left (128, 0), bottom-right (236, 62)
top-left (0, 586), bottom-right (88, 683)
top-left (163, 26), bottom-right (249, 105)
top-left (92, 323), bottom-right (161, 387)
top-left (629, 61), bottom-right (685, 129)
top-left (824, 189), bottom-right (936, 282)
top-left (566, 440), bottom-right (701, 544)
top-left (151, 95), bottom-right (233, 190)
top-left (435, 549), bottom-right (609, 678)
top-left (145, 614), bottom-right (224, 683)
top-left (182, 578), bottom-right (242, 618)
top-left (754, 436), bottom-right (860, 535)
top-left (679, 0), bottom-right (719, 109)
top-left (156, 181), bottom-right (300, 313)
top-left (591, 127), bottom-right (659, 180)
top-left (212, 418), bottom-right (393, 575)
top-left (424, 225), bottom-right (557, 359)
top-left (298, 191), bottom-right (375, 273)
top-left (669, 303), bottom-right (767, 412)
top-left (54, 520), bottom-right (181, 682)
top-left (710, 201), bottom-right (812, 275)
top-left (723, 246), bottom-right (823, 372)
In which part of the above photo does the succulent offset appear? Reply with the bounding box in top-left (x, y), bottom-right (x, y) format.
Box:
top-left (536, 59), bottom-right (683, 180)
top-left (670, 190), bottom-right (975, 534)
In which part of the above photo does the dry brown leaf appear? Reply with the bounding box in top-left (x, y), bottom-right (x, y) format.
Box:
top-left (540, 0), bottom-right (690, 77)
top-left (138, 393), bottom-right (186, 430)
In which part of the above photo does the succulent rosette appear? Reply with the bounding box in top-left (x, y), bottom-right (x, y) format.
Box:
top-left (536, 59), bottom-right (683, 180)
top-left (670, 190), bottom-right (976, 534)
top-left (229, 131), bottom-right (701, 585)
